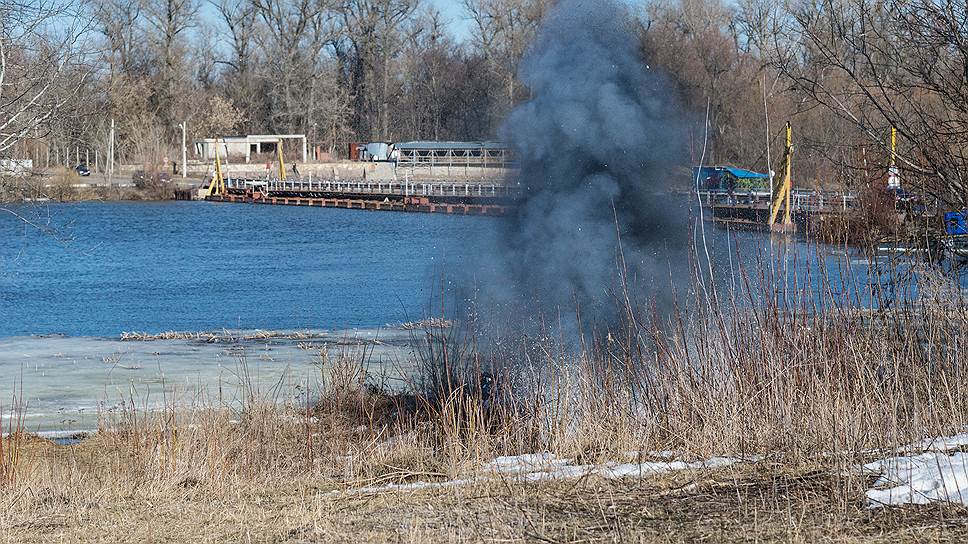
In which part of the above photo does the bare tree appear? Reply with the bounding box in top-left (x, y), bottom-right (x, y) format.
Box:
top-left (642, 0), bottom-right (771, 168)
top-left (778, 0), bottom-right (968, 204)
top-left (212, 0), bottom-right (259, 77)
top-left (313, 60), bottom-right (354, 154)
top-left (143, 0), bottom-right (200, 133)
top-left (337, 0), bottom-right (420, 139)
top-left (463, 0), bottom-right (549, 133)
top-left (94, 0), bottom-right (146, 78)
top-left (211, 0), bottom-right (260, 130)
top-left (0, 0), bottom-right (91, 154)
top-left (252, 0), bottom-right (339, 135)
top-left (395, 8), bottom-right (489, 140)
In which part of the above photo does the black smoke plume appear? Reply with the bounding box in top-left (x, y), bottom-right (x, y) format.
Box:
top-left (469, 0), bottom-right (688, 337)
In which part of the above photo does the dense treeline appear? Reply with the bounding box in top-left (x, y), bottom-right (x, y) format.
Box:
top-left (1, 0), bottom-right (966, 203)
top-left (43, 0), bottom-right (552, 166)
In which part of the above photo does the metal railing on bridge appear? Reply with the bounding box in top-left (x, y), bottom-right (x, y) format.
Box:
top-left (225, 177), bottom-right (521, 199)
top-left (696, 189), bottom-right (857, 213)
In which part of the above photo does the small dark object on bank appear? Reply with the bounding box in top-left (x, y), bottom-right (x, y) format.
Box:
top-left (132, 170), bottom-right (171, 188)
top-left (51, 432), bottom-right (91, 446)
top-left (75, 163), bottom-right (90, 176)
top-left (425, 371), bottom-right (501, 411)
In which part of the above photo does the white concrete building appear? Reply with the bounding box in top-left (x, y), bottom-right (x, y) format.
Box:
top-left (193, 134), bottom-right (308, 163)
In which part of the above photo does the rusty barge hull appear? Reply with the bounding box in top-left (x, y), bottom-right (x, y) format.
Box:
top-left (206, 192), bottom-right (512, 216)
top-left (203, 178), bottom-right (519, 216)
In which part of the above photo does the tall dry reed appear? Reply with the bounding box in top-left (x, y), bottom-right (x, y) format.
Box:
top-left (4, 245), bottom-right (966, 494)
top-left (404, 243), bottom-right (967, 466)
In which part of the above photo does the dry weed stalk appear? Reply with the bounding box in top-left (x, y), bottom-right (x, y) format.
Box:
top-left (0, 391), bottom-right (26, 487)
top-left (0, 251), bottom-right (965, 514)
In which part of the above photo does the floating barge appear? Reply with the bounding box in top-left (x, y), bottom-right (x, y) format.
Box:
top-left (205, 178), bottom-right (520, 216)
top-left (693, 123), bottom-right (856, 233)
top-left (697, 188), bottom-right (857, 230)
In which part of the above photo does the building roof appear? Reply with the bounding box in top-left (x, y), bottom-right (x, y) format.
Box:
top-left (694, 166), bottom-right (769, 179)
top-left (193, 134), bottom-right (306, 144)
top-left (194, 137), bottom-right (249, 144)
top-left (394, 141), bottom-right (508, 151)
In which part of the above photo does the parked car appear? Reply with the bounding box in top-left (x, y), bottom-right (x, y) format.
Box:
top-left (75, 163), bottom-right (90, 177)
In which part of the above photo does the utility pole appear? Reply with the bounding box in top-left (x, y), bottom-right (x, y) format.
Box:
top-left (312, 122), bottom-right (318, 161)
top-left (179, 121), bottom-right (187, 178)
top-left (108, 118), bottom-right (115, 181)
top-left (887, 126), bottom-right (900, 190)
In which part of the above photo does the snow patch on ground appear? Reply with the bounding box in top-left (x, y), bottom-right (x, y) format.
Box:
top-left (336, 453), bottom-right (738, 495)
top-left (860, 432), bottom-right (968, 508)
top-left (863, 452), bottom-right (968, 507)
top-left (513, 455), bottom-right (738, 482)
top-left (485, 453), bottom-right (570, 474)
top-left (343, 478), bottom-right (475, 495)
top-left (910, 433), bottom-right (968, 452)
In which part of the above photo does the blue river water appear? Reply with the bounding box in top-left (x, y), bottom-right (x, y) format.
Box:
top-left (3, 201), bottom-right (966, 339)
top-left (0, 201), bottom-right (493, 337)
top-left (1, 201), bottom-right (965, 435)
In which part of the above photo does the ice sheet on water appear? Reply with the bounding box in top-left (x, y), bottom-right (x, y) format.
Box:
top-left (0, 329), bottom-right (413, 435)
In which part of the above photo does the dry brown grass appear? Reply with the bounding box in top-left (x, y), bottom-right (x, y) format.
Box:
top-left (3, 448), bottom-right (967, 543)
top-left (2, 255), bottom-right (967, 541)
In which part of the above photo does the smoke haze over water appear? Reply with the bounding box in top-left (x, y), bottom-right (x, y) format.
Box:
top-left (472, 0), bottom-right (689, 334)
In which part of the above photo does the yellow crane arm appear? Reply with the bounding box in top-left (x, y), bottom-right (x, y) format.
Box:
top-left (769, 122), bottom-right (793, 225)
top-left (206, 138), bottom-right (225, 196)
top-left (277, 139), bottom-right (286, 181)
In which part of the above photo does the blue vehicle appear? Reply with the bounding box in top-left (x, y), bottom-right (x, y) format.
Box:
top-left (945, 211), bottom-right (968, 235)
top-left (942, 210), bottom-right (968, 260)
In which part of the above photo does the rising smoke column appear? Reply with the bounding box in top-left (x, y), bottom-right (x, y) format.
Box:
top-left (486, 0), bottom-right (688, 332)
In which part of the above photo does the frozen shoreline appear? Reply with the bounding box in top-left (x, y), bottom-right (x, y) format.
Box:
top-left (0, 327), bottom-right (417, 435)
